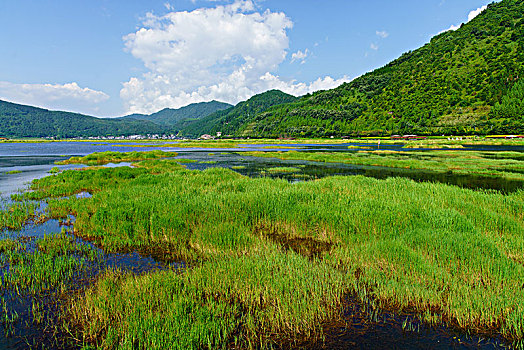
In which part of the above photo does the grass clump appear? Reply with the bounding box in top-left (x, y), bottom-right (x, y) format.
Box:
top-left (56, 150), bottom-right (175, 165)
top-left (0, 233), bottom-right (100, 294)
top-left (0, 238), bottom-right (21, 254)
top-left (5, 170), bottom-right (22, 175)
top-left (263, 166), bottom-right (301, 174)
top-left (174, 159), bottom-right (198, 164)
top-left (0, 201), bottom-right (38, 230)
top-left (68, 249), bottom-right (345, 349)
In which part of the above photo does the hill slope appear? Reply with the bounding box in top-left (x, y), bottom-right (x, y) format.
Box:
top-left (239, 0), bottom-right (524, 137)
top-left (179, 90), bottom-right (298, 137)
top-left (121, 101), bottom-right (232, 127)
top-left (0, 100), bottom-right (164, 138)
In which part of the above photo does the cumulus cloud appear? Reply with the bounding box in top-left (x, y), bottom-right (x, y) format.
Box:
top-left (370, 43), bottom-right (379, 51)
top-left (439, 5), bottom-right (488, 34)
top-left (0, 81), bottom-right (109, 115)
top-left (376, 30), bottom-right (389, 38)
top-left (467, 5), bottom-right (488, 22)
top-left (120, 0), bottom-right (347, 114)
top-left (291, 49), bottom-right (309, 64)
top-left (259, 73), bottom-right (349, 96)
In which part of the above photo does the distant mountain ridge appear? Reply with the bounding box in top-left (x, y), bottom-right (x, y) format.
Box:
top-left (0, 100), bottom-right (164, 138)
top-left (179, 90), bottom-right (298, 137)
top-left (120, 101), bottom-right (232, 127)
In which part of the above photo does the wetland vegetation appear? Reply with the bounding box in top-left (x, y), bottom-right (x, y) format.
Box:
top-left (56, 150), bottom-right (175, 165)
top-left (1, 145), bottom-right (523, 349)
top-left (1, 148), bottom-right (521, 348)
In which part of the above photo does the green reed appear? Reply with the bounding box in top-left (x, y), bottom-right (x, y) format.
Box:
top-left (0, 201), bottom-right (38, 230)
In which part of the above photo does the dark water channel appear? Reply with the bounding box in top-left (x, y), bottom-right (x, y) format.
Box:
top-left (311, 295), bottom-right (507, 349)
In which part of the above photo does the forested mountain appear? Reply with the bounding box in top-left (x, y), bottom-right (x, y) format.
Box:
top-left (179, 90), bottom-right (298, 137)
top-left (218, 0), bottom-right (524, 137)
top-left (121, 101), bottom-right (232, 127)
top-left (0, 100), bottom-right (164, 138)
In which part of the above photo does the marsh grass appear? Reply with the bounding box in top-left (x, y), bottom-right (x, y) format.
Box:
top-left (263, 166), bottom-right (301, 174)
top-left (0, 232), bottom-right (102, 348)
top-left (174, 159), bottom-right (198, 163)
top-left (13, 152), bottom-right (524, 348)
top-left (0, 201), bottom-right (38, 230)
top-left (56, 150), bottom-right (175, 165)
top-left (67, 249), bottom-right (346, 350)
top-left (0, 233), bottom-right (101, 294)
top-left (245, 150), bottom-right (524, 180)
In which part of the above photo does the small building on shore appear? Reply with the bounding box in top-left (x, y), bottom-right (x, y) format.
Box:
top-left (391, 135), bottom-right (427, 140)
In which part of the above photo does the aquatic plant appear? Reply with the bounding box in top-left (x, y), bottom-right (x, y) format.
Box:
top-left (0, 201), bottom-right (38, 230)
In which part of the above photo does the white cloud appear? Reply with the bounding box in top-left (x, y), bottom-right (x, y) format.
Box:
top-left (259, 73), bottom-right (349, 96)
top-left (376, 30), bottom-right (389, 39)
top-left (370, 43), bottom-right (379, 50)
top-left (291, 49), bottom-right (309, 64)
top-left (467, 5), bottom-right (487, 22)
top-left (120, 0), bottom-right (346, 114)
top-left (439, 5), bottom-right (488, 34)
top-left (0, 81), bottom-right (109, 115)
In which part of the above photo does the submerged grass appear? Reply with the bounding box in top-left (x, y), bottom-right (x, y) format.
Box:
top-left (18, 152), bottom-right (523, 348)
top-left (245, 150), bottom-right (524, 181)
top-left (0, 233), bottom-right (100, 294)
top-left (56, 150), bottom-right (176, 165)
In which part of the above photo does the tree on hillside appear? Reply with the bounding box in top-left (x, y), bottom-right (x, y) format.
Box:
top-left (491, 78), bottom-right (524, 121)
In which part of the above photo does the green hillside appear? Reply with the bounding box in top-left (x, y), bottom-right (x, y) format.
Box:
top-left (121, 101), bottom-right (232, 127)
top-left (179, 90), bottom-right (298, 137)
top-left (0, 100), bottom-right (164, 138)
top-left (231, 0), bottom-right (524, 137)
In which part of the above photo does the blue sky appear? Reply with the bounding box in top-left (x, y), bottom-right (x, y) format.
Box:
top-left (0, 0), bottom-right (497, 117)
